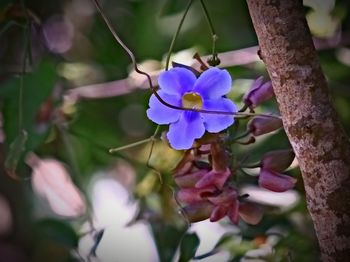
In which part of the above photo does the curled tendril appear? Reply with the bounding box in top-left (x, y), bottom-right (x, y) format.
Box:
top-left (91, 0), bottom-right (278, 119)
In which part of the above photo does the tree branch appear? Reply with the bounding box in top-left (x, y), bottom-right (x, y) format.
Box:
top-left (64, 31), bottom-right (350, 102)
top-left (246, 1), bottom-right (350, 261)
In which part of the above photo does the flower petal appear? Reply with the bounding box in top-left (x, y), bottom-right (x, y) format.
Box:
top-left (146, 90), bottom-right (182, 124)
top-left (195, 168), bottom-right (231, 189)
top-left (259, 169), bottom-right (297, 192)
top-left (177, 186), bottom-right (217, 204)
top-left (202, 98), bottom-right (237, 133)
top-left (167, 111), bottom-right (205, 150)
top-left (228, 200), bottom-right (240, 224)
top-left (193, 68), bottom-right (232, 99)
top-left (158, 68), bottom-right (196, 96)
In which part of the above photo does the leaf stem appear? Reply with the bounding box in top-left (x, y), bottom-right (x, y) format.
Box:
top-left (199, 0), bottom-right (218, 60)
top-left (109, 137), bottom-right (153, 153)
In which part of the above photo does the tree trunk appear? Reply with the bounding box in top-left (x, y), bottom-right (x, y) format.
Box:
top-left (245, 0), bottom-right (350, 261)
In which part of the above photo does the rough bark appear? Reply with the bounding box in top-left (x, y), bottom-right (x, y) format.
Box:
top-left (246, 0), bottom-right (350, 261)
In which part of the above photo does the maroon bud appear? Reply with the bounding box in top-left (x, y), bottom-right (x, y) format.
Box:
top-left (239, 202), bottom-right (263, 225)
top-left (248, 116), bottom-right (283, 136)
top-left (195, 168), bottom-right (231, 190)
top-left (177, 186), bottom-right (217, 204)
top-left (261, 149), bottom-right (295, 172)
top-left (183, 202), bottom-right (214, 223)
top-left (259, 169), bottom-right (296, 192)
top-left (243, 77), bottom-right (274, 108)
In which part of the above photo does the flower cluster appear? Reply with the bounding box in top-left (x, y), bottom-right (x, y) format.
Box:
top-left (147, 67), bottom-right (237, 150)
top-left (147, 65), bottom-right (297, 225)
top-left (174, 138), bottom-right (263, 225)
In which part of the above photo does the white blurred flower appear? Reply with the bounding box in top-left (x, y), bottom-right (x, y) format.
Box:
top-left (78, 176), bottom-right (158, 262)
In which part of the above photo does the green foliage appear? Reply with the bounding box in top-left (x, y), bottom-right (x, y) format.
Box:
top-left (178, 232), bottom-right (200, 262)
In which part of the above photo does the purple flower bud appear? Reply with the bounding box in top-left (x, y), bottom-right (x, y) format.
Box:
top-left (195, 168), bottom-right (231, 190)
top-left (243, 77), bottom-right (274, 108)
top-left (261, 149), bottom-right (295, 172)
top-left (259, 169), bottom-right (296, 192)
top-left (183, 202), bottom-right (214, 223)
top-left (43, 15), bottom-right (74, 54)
top-left (177, 186), bottom-right (217, 204)
top-left (248, 116), bottom-right (283, 136)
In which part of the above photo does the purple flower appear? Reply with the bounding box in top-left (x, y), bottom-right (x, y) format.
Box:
top-left (261, 149), bottom-right (295, 172)
top-left (259, 169), bottom-right (296, 192)
top-left (147, 67), bottom-right (237, 150)
top-left (243, 76), bottom-right (274, 109)
top-left (247, 116), bottom-right (283, 136)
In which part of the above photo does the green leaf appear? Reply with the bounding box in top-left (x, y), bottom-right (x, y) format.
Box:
top-left (178, 233), bottom-right (200, 262)
top-left (4, 129), bottom-right (27, 176)
top-left (151, 223), bottom-right (187, 262)
top-left (214, 233), bottom-right (237, 249)
top-left (1, 61), bottom-right (56, 150)
top-left (35, 219), bottom-right (79, 248)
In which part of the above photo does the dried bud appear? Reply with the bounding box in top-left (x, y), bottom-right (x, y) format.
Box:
top-left (261, 149), bottom-right (295, 172)
top-left (259, 169), bottom-right (296, 192)
top-left (183, 202), bottom-right (214, 223)
top-left (239, 202), bottom-right (263, 225)
top-left (243, 77), bottom-right (274, 108)
top-left (248, 116), bottom-right (283, 136)
top-left (26, 153), bottom-right (86, 217)
top-left (211, 142), bottom-right (229, 172)
top-left (195, 168), bottom-right (231, 190)
top-left (177, 186), bottom-right (217, 204)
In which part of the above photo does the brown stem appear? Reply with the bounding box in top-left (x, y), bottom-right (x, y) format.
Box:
top-left (246, 1), bottom-right (350, 261)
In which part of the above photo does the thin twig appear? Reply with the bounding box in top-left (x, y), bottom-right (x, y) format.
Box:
top-left (165, 0), bottom-right (194, 70)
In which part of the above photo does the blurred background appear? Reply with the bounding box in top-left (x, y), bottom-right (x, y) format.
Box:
top-left (0, 0), bottom-right (349, 261)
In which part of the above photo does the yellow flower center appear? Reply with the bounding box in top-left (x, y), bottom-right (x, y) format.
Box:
top-left (182, 92), bottom-right (203, 109)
